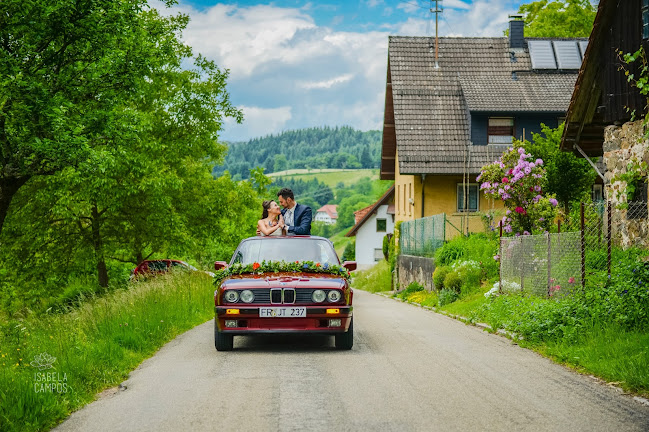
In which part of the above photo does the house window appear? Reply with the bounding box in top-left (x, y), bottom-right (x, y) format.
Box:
top-left (488, 117), bottom-right (514, 144)
top-left (457, 183), bottom-right (479, 212)
top-left (628, 179), bottom-right (648, 220)
top-left (592, 184), bottom-right (603, 202)
top-left (642, 0), bottom-right (649, 39)
top-left (374, 248), bottom-right (384, 262)
top-left (376, 219), bottom-right (387, 232)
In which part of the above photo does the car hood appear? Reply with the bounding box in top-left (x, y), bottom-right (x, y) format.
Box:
top-left (220, 272), bottom-right (346, 290)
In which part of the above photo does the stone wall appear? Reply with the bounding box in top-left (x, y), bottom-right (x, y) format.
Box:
top-left (603, 120), bottom-right (649, 249)
top-left (397, 255), bottom-right (435, 291)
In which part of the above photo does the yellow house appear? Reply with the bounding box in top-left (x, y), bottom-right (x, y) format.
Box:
top-left (381, 19), bottom-right (585, 239)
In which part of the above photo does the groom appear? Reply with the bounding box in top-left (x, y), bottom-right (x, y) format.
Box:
top-left (277, 188), bottom-right (312, 235)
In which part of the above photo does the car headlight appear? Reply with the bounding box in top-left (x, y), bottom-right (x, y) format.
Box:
top-left (224, 290), bottom-right (239, 303)
top-left (327, 290), bottom-right (342, 302)
top-left (240, 290), bottom-right (254, 303)
top-left (312, 289), bottom-right (326, 303)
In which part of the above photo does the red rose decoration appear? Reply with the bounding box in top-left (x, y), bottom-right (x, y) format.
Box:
top-left (316, 263), bottom-right (321, 267)
top-left (252, 262), bottom-right (260, 270)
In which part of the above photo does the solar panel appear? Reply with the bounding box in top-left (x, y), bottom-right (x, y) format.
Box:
top-left (578, 41), bottom-right (588, 59)
top-left (528, 40), bottom-right (557, 69)
top-left (553, 41), bottom-right (582, 69)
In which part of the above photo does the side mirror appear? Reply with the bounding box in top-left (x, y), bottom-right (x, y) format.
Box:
top-left (214, 261), bottom-right (229, 271)
top-left (342, 261), bottom-right (357, 272)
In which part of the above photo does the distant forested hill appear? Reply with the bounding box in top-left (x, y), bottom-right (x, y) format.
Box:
top-left (213, 126), bottom-right (381, 179)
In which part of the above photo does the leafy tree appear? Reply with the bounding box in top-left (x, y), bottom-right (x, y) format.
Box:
top-left (341, 240), bottom-right (356, 261)
top-left (274, 154), bottom-right (288, 173)
top-left (516, 0), bottom-right (597, 38)
top-left (360, 146), bottom-right (373, 168)
top-left (0, 1), bottom-right (248, 296)
top-left (0, 0), bottom-right (197, 235)
top-left (520, 123), bottom-right (596, 213)
top-left (336, 195), bottom-right (371, 230)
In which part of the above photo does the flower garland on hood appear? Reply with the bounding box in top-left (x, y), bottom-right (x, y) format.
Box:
top-left (213, 260), bottom-right (351, 285)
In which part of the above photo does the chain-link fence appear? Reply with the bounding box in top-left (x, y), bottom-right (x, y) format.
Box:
top-left (400, 214), bottom-right (446, 257)
top-left (500, 232), bottom-right (582, 298)
top-left (500, 200), bottom-right (649, 296)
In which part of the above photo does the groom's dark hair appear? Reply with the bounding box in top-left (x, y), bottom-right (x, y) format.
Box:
top-left (277, 188), bottom-right (294, 200)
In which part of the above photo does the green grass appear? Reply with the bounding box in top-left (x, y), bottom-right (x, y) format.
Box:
top-left (329, 228), bottom-right (354, 257)
top-left (0, 272), bottom-right (216, 432)
top-left (351, 260), bottom-right (392, 293)
top-left (540, 324), bottom-right (649, 394)
top-left (439, 289), bottom-right (489, 316)
top-left (270, 169), bottom-right (378, 188)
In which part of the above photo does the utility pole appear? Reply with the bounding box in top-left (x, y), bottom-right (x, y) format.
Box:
top-left (431, 0), bottom-right (443, 68)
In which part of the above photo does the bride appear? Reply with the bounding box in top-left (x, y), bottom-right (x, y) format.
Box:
top-left (258, 200), bottom-right (285, 236)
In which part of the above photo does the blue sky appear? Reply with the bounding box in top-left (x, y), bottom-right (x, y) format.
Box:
top-left (155, 0), bottom-right (528, 141)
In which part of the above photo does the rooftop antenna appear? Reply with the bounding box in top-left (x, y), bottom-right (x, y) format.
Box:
top-left (431, 0), bottom-right (443, 68)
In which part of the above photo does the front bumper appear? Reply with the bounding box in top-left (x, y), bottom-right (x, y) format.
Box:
top-left (215, 306), bottom-right (353, 334)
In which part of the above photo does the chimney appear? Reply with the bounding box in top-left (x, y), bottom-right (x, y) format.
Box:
top-left (509, 14), bottom-right (525, 49)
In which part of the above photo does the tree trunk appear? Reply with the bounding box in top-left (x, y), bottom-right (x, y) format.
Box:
top-left (91, 203), bottom-right (109, 288)
top-left (0, 176), bottom-right (30, 238)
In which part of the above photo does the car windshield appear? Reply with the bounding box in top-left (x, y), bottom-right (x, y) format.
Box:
top-left (231, 238), bottom-right (340, 266)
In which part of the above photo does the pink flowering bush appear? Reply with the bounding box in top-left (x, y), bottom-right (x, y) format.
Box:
top-left (477, 147), bottom-right (558, 235)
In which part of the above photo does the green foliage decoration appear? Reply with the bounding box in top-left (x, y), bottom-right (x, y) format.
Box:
top-left (213, 260), bottom-right (351, 286)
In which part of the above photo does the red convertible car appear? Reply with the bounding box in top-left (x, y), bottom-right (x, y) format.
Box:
top-left (213, 236), bottom-right (356, 351)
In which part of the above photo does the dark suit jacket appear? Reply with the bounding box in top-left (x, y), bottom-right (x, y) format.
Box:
top-left (281, 203), bottom-right (312, 235)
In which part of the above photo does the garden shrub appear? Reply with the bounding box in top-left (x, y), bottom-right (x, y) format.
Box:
top-left (435, 241), bottom-right (466, 265)
top-left (443, 271), bottom-right (462, 293)
top-left (432, 266), bottom-right (450, 290)
top-left (438, 288), bottom-right (459, 306)
top-left (450, 260), bottom-right (482, 292)
top-left (404, 281), bottom-right (425, 294)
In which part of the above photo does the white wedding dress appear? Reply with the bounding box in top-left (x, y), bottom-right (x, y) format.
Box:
top-left (263, 220), bottom-right (282, 236)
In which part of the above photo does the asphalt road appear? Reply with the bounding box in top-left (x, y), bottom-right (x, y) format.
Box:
top-left (55, 290), bottom-right (649, 432)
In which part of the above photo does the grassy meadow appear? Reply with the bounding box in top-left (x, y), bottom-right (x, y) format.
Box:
top-left (0, 272), bottom-right (216, 432)
top-left (270, 168), bottom-right (379, 188)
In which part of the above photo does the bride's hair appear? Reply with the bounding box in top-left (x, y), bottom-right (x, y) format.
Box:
top-left (261, 200), bottom-right (277, 219)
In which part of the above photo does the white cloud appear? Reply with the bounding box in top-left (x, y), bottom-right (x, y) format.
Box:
top-left (223, 106), bottom-right (292, 140)
top-left (299, 73), bottom-right (354, 89)
top-left (396, 2), bottom-right (420, 14)
top-left (445, 0), bottom-right (472, 10)
top-left (151, 0), bottom-right (520, 141)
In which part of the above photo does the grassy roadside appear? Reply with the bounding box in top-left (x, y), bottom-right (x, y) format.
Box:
top-left (0, 272), bottom-right (216, 432)
top-left (351, 252), bottom-right (649, 398)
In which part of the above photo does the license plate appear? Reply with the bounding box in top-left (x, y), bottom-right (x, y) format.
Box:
top-left (259, 307), bottom-right (306, 318)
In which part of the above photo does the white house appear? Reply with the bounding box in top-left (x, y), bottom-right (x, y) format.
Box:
top-left (346, 186), bottom-right (395, 269)
top-left (315, 204), bottom-right (338, 225)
